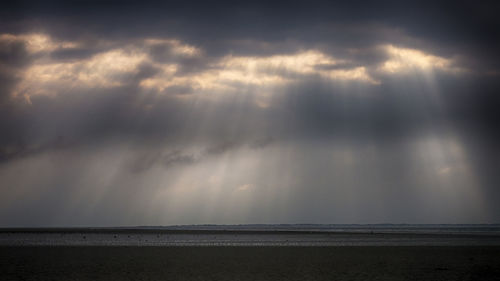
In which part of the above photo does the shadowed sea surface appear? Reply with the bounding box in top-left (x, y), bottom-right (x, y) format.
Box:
top-left (1, 224), bottom-right (500, 246)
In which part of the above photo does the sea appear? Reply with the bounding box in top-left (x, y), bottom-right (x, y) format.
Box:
top-left (1, 224), bottom-right (499, 246)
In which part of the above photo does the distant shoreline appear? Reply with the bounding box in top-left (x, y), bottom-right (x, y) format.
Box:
top-left (2, 224), bottom-right (500, 235)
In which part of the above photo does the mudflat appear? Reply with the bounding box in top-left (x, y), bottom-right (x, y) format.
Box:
top-left (1, 246), bottom-right (499, 280)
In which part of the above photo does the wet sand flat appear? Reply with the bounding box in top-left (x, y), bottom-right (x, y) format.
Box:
top-left (1, 246), bottom-right (500, 281)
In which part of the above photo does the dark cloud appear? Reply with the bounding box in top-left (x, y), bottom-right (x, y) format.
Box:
top-left (127, 149), bottom-right (197, 173)
top-left (3, 1), bottom-right (498, 62)
top-left (49, 47), bottom-right (101, 61)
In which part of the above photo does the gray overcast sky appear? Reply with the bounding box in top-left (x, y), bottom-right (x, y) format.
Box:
top-left (0, 0), bottom-right (499, 226)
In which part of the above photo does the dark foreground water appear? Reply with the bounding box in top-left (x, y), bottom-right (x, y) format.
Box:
top-left (1, 246), bottom-right (500, 281)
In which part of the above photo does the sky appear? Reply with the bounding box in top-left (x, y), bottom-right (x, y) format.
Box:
top-left (0, 0), bottom-right (499, 226)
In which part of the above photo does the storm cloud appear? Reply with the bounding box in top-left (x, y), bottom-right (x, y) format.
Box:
top-left (0, 0), bottom-right (499, 226)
